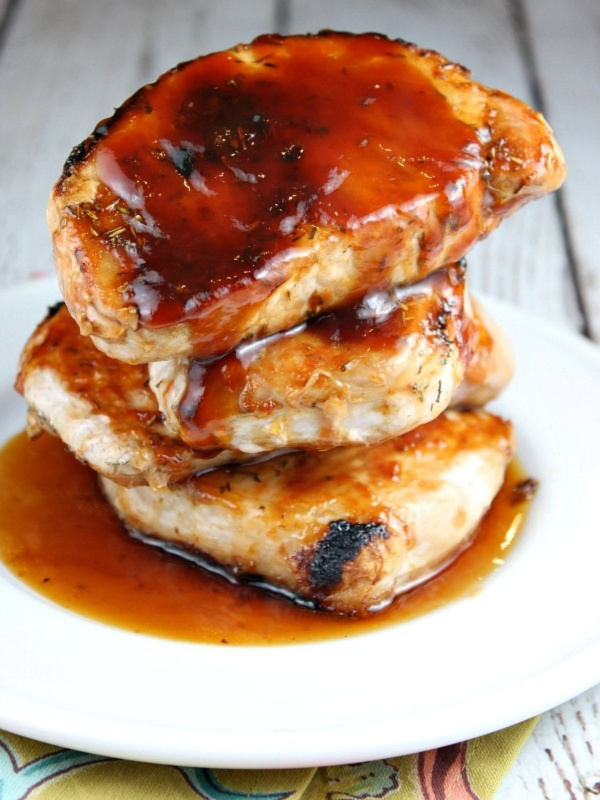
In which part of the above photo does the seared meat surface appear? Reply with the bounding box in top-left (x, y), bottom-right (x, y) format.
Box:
top-left (150, 265), bottom-right (511, 454)
top-left (15, 304), bottom-right (246, 488)
top-left (49, 31), bottom-right (565, 363)
top-left (101, 409), bottom-right (515, 614)
top-left (16, 276), bottom-right (513, 490)
top-left (453, 296), bottom-right (514, 407)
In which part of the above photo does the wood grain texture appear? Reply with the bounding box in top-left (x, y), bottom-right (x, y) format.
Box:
top-left (0, 0), bottom-right (598, 795)
top-left (0, 0), bottom-right (17, 45)
top-left (497, 689), bottom-right (600, 799)
top-left (526, 0), bottom-right (600, 341)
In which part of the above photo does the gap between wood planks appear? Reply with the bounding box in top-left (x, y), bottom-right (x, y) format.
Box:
top-left (275, 0), bottom-right (291, 34)
top-left (0, 0), bottom-right (21, 53)
top-left (509, 0), bottom-right (593, 340)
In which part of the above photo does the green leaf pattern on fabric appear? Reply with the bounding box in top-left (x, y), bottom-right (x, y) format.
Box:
top-left (0, 718), bottom-right (538, 800)
top-left (0, 738), bottom-right (108, 799)
top-left (179, 768), bottom-right (296, 799)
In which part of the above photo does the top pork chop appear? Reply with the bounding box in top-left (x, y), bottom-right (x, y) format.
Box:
top-left (49, 31), bottom-right (566, 364)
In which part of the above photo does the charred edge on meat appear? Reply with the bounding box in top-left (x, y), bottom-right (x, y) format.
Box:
top-left (46, 301), bottom-right (65, 320)
top-left (307, 519), bottom-right (391, 590)
top-left (60, 86), bottom-right (155, 181)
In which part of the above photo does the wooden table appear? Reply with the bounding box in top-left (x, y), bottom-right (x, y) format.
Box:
top-left (0, 0), bottom-right (598, 795)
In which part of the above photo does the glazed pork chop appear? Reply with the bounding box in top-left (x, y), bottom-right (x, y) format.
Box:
top-left (15, 304), bottom-right (246, 488)
top-left (16, 283), bottom-right (511, 489)
top-left (100, 409), bottom-right (515, 614)
top-left (150, 264), bottom-right (511, 454)
top-left (48, 31), bottom-right (565, 364)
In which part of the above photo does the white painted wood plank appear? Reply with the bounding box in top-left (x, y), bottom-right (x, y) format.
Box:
top-left (497, 687), bottom-right (600, 800)
top-left (0, 0), bottom-right (276, 288)
top-left (288, 0), bottom-right (531, 95)
top-left (526, 0), bottom-right (600, 340)
top-left (285, 0), bottom-right (580, 331)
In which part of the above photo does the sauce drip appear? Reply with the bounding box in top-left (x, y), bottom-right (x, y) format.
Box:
top-left (63, 32), bottom-right (482, 328)
top-left (0, 431), bottom-right (533, 645)
top-left (178, 264), bottom-right (468, 448)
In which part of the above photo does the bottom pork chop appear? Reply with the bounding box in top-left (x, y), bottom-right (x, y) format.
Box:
top-left (100, 409), bottom-right (515, 615)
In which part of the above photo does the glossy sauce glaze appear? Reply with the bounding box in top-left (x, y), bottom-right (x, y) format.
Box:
top-left (60, 32), bottom-right (482, 329)
top-left (15, 302), bottom-right (229, 484)
top-left (175, 264), bottom-right (469, 448)
top-left (0, 430), bottom-right (535, 645)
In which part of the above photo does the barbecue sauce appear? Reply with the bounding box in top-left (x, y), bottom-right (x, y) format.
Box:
top-left (59, 32), bottom-right (483, 336)
top-left (0, 430), bottom-right (533, 645)
top-left (177, 264), bottom-right (468, 448)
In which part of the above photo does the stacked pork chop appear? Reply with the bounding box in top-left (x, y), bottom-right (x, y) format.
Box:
top-left (17, 32), bottom-right (566, 614)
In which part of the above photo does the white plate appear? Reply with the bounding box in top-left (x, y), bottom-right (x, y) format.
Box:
top-left (0, 277), bottom-right (599, 768)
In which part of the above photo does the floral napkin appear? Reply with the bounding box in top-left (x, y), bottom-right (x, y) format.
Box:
top-left (0, 717), bottom-right (536, 799)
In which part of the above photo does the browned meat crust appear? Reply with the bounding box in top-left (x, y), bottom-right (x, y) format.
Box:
top-left (49, 31), bottom-right (565, 363)
top-left (15, 304), bottom-right (250, 487)
top-left (100, 409), bottom-right (515, 614)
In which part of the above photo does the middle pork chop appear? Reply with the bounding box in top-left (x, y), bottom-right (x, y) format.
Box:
top-left (15, 303), bottom-right (242, 488)
top-left (150, 264), bottom-right (512, 454)
top-left (16, 275), bottom-right (511, 488)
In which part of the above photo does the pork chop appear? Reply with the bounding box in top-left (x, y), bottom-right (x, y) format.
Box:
top-left (100, 409), bottom-right (515, 614)
top-left (149, 264), bottom-right (503, 454)
top-left (15, 304), bottom-right (248, 488)
top-left (48, 31), bottom-right (565, 363)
